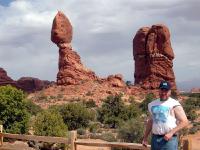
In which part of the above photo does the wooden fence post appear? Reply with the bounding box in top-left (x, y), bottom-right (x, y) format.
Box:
top-left (0, 125), bottom-right (3, 146)
top-left (70, 131), bottom-right (77, 150)
top-left (182, 137), bottom-right (192, 150)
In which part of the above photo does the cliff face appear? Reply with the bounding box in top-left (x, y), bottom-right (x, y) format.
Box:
top-left (51, 11), bottom-right (97, 85)
top-left (133, 24), bottom-right (176, 90)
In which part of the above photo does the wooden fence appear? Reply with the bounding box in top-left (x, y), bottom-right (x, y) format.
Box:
top-left (0, 125), bottom-right (192, 150)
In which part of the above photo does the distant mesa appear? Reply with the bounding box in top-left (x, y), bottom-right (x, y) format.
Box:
top-left (0, 68), bottom-right (53, 93)
top-left (133, 24), bottom-right (176, 90)
top-left (17, 77), bottom-right (53, 93)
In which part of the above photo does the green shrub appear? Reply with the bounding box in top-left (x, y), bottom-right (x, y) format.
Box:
top-left (77, 128), bottom-right (86, 135)
top-left (139, 93), bottom-right (156, 113)
top-left (100, 132), bottom-right (117, 142)
top-left (84, 99), bottom-right (97, 108)
top-left (57, 103), bottom-right (95, 130)
top-left (89, 122), bottom-right (101, 133)
top-left (118, 118), bottom-right (144, 143)
top-left (24, 99), bottom-right (42, 116)
top-left (97, 95), bottom-right (128, 128)
top-left (183, 97), bottom-right (200, 121)
top-left (126, 102), bottom-right (142, 119)
top-left (128, 96), bottom-right (135, 103)
top-left (0, 85), bottom-right (30, 134)
top-left (33, 110), bottom-right (67, 137)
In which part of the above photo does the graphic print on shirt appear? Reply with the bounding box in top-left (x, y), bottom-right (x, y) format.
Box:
top-left (151, 105), bottom-right (170, 124)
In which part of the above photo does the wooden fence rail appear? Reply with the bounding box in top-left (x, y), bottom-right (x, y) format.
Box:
top-left (2, 125), bottom-right (195, 150)
top-left (75, 140), bottom-right (151, 150)
top-left (0, 125), bottom-right (151, 150)
top-left (0, 133), bottom-right (70, 144)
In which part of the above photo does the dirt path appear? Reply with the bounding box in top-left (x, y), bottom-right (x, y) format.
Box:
top-left (0, 141), bottom-right (34, 150)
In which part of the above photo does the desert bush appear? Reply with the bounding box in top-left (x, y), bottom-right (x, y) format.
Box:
top-left (89, 122), bottom-right (102, 133)
top-left (24, 99), bottom-right (42, 116)
top-left (97, 95), bottom-right (128, 128)
top-left (117, 118), bottom-right (145, 143)
top-left (188, 93), bottom-right (200, 98)
top-left (84, 99), bottom-right (97, 108)
top-left (128, 96), bottom-right (135, 103)
top-left (100, 132), bottom-right (117, 142)
top-left (32, 109), bottom-right (67, 150)
top-left (0, 85), bottom-right (30, 134)
top-left (32, 110), bottom-right (68, 150)
top-left (77, 128), bottom-right (87, 135)
top-left (182, 97), bottom-right (199, 121)
top-left (139, 93), bottom-right (156, 113)
top-left (56, 103), bottom-right (95, 130)
top-left (126, 102), bottom-right (142, 119)
top-left (33, 110), bottom-right (67, 137)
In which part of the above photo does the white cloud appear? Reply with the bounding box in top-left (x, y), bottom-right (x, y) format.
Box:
top-left (0, 0), bottom-right (199, 84)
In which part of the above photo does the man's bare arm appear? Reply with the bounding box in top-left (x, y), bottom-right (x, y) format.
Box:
top-left (164, 106), bottom-right (189, 140)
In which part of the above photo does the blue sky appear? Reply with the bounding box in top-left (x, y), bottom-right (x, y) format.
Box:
top-left (0, 0), bottom-right (199, 90)
top-left (0, 0), bottom-right (13, 7)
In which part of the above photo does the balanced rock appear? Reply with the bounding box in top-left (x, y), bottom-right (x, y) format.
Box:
top-left (51, 11), bottom-right (97, 85)
top-left (133, 24), bottom-right (176, 89)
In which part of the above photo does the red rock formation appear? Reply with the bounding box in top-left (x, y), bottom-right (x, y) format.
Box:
top-left (133, 24), bottom-right (176, 89)
top-left (107, 74), bottom-right (125, 87)
top-left (0, 67), bottom-right (53, 93)
top-left (51, 11), bottom-right (97, 85)
top-left (17, 77), bottom-right (53, 93)
top-left (0, 68), bottom-right (17, 87)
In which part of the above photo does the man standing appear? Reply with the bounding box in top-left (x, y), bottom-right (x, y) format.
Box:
top-left (142, 81), bottom-right (188, 150)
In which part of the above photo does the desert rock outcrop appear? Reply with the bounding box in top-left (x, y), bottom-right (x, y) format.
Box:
top-left (0, 68), bottom-right (17, 87)
top-left (0, 67), bottom-right (52, 93)
top-left (133, 24), bottom-right (176, 89)
top-left (17, 77), bottom-right (53, 93)
top-left (107, 74), bottom-right (125, 87)
top-left (51, 11), bottom-right (97, 85)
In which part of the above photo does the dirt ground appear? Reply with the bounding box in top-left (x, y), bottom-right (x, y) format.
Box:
top-left (0, 141), bottom-right (34, 150)
top-left (0, 139), bottom-right (110, 150)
